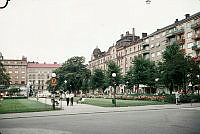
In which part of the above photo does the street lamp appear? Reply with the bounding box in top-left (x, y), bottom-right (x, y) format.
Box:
top-left (112, 73), bottom-right (117, 107)
top-left (126, 81), bottom-right (129, 94)
top-left (51, 73), bottom-right (57, 110)
top-left (145, 0), bottom-right (151, 4)
top-left (0, 0), bottom-right (10, 9)
top-left (197, 75), bottom-right (200, 96)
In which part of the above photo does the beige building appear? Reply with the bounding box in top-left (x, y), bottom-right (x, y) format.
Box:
top-left (27, 62), bottom-right (61, 93)
top-left (89, 12), bottom-right (200, 75)
top-left (89, 28), bottom-right (144, 75)
top-left (1, 56), bottom-right (28, 88)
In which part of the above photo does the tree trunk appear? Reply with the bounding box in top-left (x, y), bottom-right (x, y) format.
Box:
top-left (170, 82), bottom-right (173, 95)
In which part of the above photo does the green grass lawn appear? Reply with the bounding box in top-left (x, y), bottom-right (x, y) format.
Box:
top-left (81, 98), bottom-right (167, 107)
top-left (0, 99), bottom-right (57, 114)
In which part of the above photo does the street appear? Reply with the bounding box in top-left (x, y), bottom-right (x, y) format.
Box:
top-left (0, 108), bottom-right (200, 134)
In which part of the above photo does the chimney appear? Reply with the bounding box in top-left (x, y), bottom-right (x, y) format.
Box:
top-left (185, 14), bottom-right (190, 19)
top-left (175, 19), bottom-right (178, 23)
top-left (126, 31), bottom-right (129, 35)
top-left (142, 33), bottom-right (147, 38)
top-left (132, 28), bottom-right (135, 41)
top-left (132, 28), bottom-right (135, 37)
top-left (121, 34), bottom-right (124, 39)
top-left (22, 56), bottom-right (27, 61)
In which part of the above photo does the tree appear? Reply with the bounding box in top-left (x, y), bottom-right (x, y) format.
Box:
top-left (0, 61), bottom-right (10, 89)
top-left (90, 68), bottom-right (106, 94)
top-left (54, 56), bottom-right (91, 94)
top-left (159, 41), bottom-right (199, 94)
top-left (106, 60), bottom-right (122, 87)
top-left (125, 56), bottom-right (158, 93)
top-left (8, 87), bottom-right (21, 95)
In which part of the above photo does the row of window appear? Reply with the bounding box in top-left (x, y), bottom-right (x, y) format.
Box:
top-left (28, 74), bottom-right (50, 79)
top-left (9, 71), bottom-right (25, 74)
top-left (8, 66), bottom-right (26, 69)
top-left (2, 61), bottom-right (26, 65)
top-left (10, 76), bottom-right (25, 79)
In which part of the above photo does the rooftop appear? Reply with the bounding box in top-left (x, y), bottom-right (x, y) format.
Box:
top-left (28, 62), bottom-right (61, 68)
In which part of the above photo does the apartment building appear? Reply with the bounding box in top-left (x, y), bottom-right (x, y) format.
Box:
top-left (89, 12), bottom-right (200, 75)
top-left (27, 62), bottom-right (61, 93)
top-left (1, 56), bottom-right (28, 89)
top-left (89, 28), bottom-right (143, 75)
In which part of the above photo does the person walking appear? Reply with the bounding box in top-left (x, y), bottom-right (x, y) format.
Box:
top-left (69, 92), bottom-right (74, 106)
top-left (175, 91), bottom-right (180, 105)
top-left (65, 92), bottom-right (70, 106)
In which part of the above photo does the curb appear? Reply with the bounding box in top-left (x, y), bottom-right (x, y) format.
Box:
top-left (1, 106), bottom-right (199, 120)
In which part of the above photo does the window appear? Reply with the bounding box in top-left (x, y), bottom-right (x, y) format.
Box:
top-left (187, 32), bottom-right (193, 38)
top-left (151, 44), bottom-right (154, 48)
top-left (156, 35), bottom-right (160, 39)
top-left (15, 66), bottom-right (18, 69)
top-left (162, 32), bottom-right (165, 36)
top-left (155, 42), bottom-right (160, 47)
top-left (9, 66), bottom-right (12, 69)
top-left (21, 71), bottom-right (25, 74)
top-left (187, 42), bottom-right (193, 48)
top-left (9, 71), bottom-right (12, 74)
top-left (15, 76), bottom-right (19, 79)
top-left (151, 53), bottom-right (155, 58)
top-left (21, 76), bottom-right (25, 79)
top-left (157, 51), bottom-right (161, 56)
top-left (15, 71), bottom-right (18, 74)
top-left (21, 81), bottom-right (25, 84)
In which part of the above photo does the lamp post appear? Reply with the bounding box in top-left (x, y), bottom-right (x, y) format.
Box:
top-left (188, 82), bottom-right (192, 92)
top-left (51, 73), bottom-right (56, 110)
top-left (35, 81), bottom-right (39, 101)
top-left (197, 75), bottom-right (199, 96)
top-left (112, 73), bottom-right (117, 107)
top-left (145, 0), bottom-right (151, 4)
top-left (0, 0), bottom-right (10, 9)
top-left (126, 81), bottom-right (129, 94)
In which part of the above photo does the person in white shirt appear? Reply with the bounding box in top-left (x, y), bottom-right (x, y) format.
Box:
top-left (69, 93), bottom-right (74, 106)
top-left (175, 91), bottom-right (180, 105)
top-left (65, 92), bottom-right (70, 106)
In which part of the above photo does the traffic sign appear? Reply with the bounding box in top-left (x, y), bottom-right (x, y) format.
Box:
top-left (51, 78), bottom-right (57, 86)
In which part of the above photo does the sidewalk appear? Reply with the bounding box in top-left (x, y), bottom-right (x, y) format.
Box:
top-left (0, 98), bottom-right (200, 120)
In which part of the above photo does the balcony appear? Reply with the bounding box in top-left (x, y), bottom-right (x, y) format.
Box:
top-left (142, 42), bottom-right (149, 46)
top-left (165, 31), bottom-right (176, 38)
top-left (177, 39), bottom-right (185, 44)
top-left (142, 47), bottom-right (150, 54)
top-left (192, 45), bottom-right (200, 51)
top-left (174, 28), bottom-right (184, 35)
top-left (191, 23), bottom-right (200, 29)
top-left (192, 33), bottom-right (200, 40)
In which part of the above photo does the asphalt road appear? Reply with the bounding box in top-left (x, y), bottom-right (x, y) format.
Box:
top-left (0, 108), bottom-right (200, 134)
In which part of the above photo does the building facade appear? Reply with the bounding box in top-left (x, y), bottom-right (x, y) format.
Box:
top-left (89, 12), bottom-right (200, 75)
top-left (27, 62), bottom-right (61, 93)
top-left (1, 56), bottom-right (28, 89)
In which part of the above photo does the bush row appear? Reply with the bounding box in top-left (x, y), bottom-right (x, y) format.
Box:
top-left (2, 96), bottom-right (28, 99)
top-left (80, 94), bottom-right (200, 104)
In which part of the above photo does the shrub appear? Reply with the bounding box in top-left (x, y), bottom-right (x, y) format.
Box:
top-left (3, 96), bottom-right (28, 99)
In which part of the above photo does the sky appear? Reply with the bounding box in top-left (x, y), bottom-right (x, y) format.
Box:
top-left (0, 0), bottom-right (200, 64)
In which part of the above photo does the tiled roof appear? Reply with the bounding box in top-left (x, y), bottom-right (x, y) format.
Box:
top-left (28, 63), bottom-right (61, 68)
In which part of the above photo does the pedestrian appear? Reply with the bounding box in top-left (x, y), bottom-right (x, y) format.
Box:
top-left (69, 92), bottom-right (74, 106)
top-left (65, 92), bottom-right (70, 106)
top-left (175, 91), bottom-right (180, 105)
